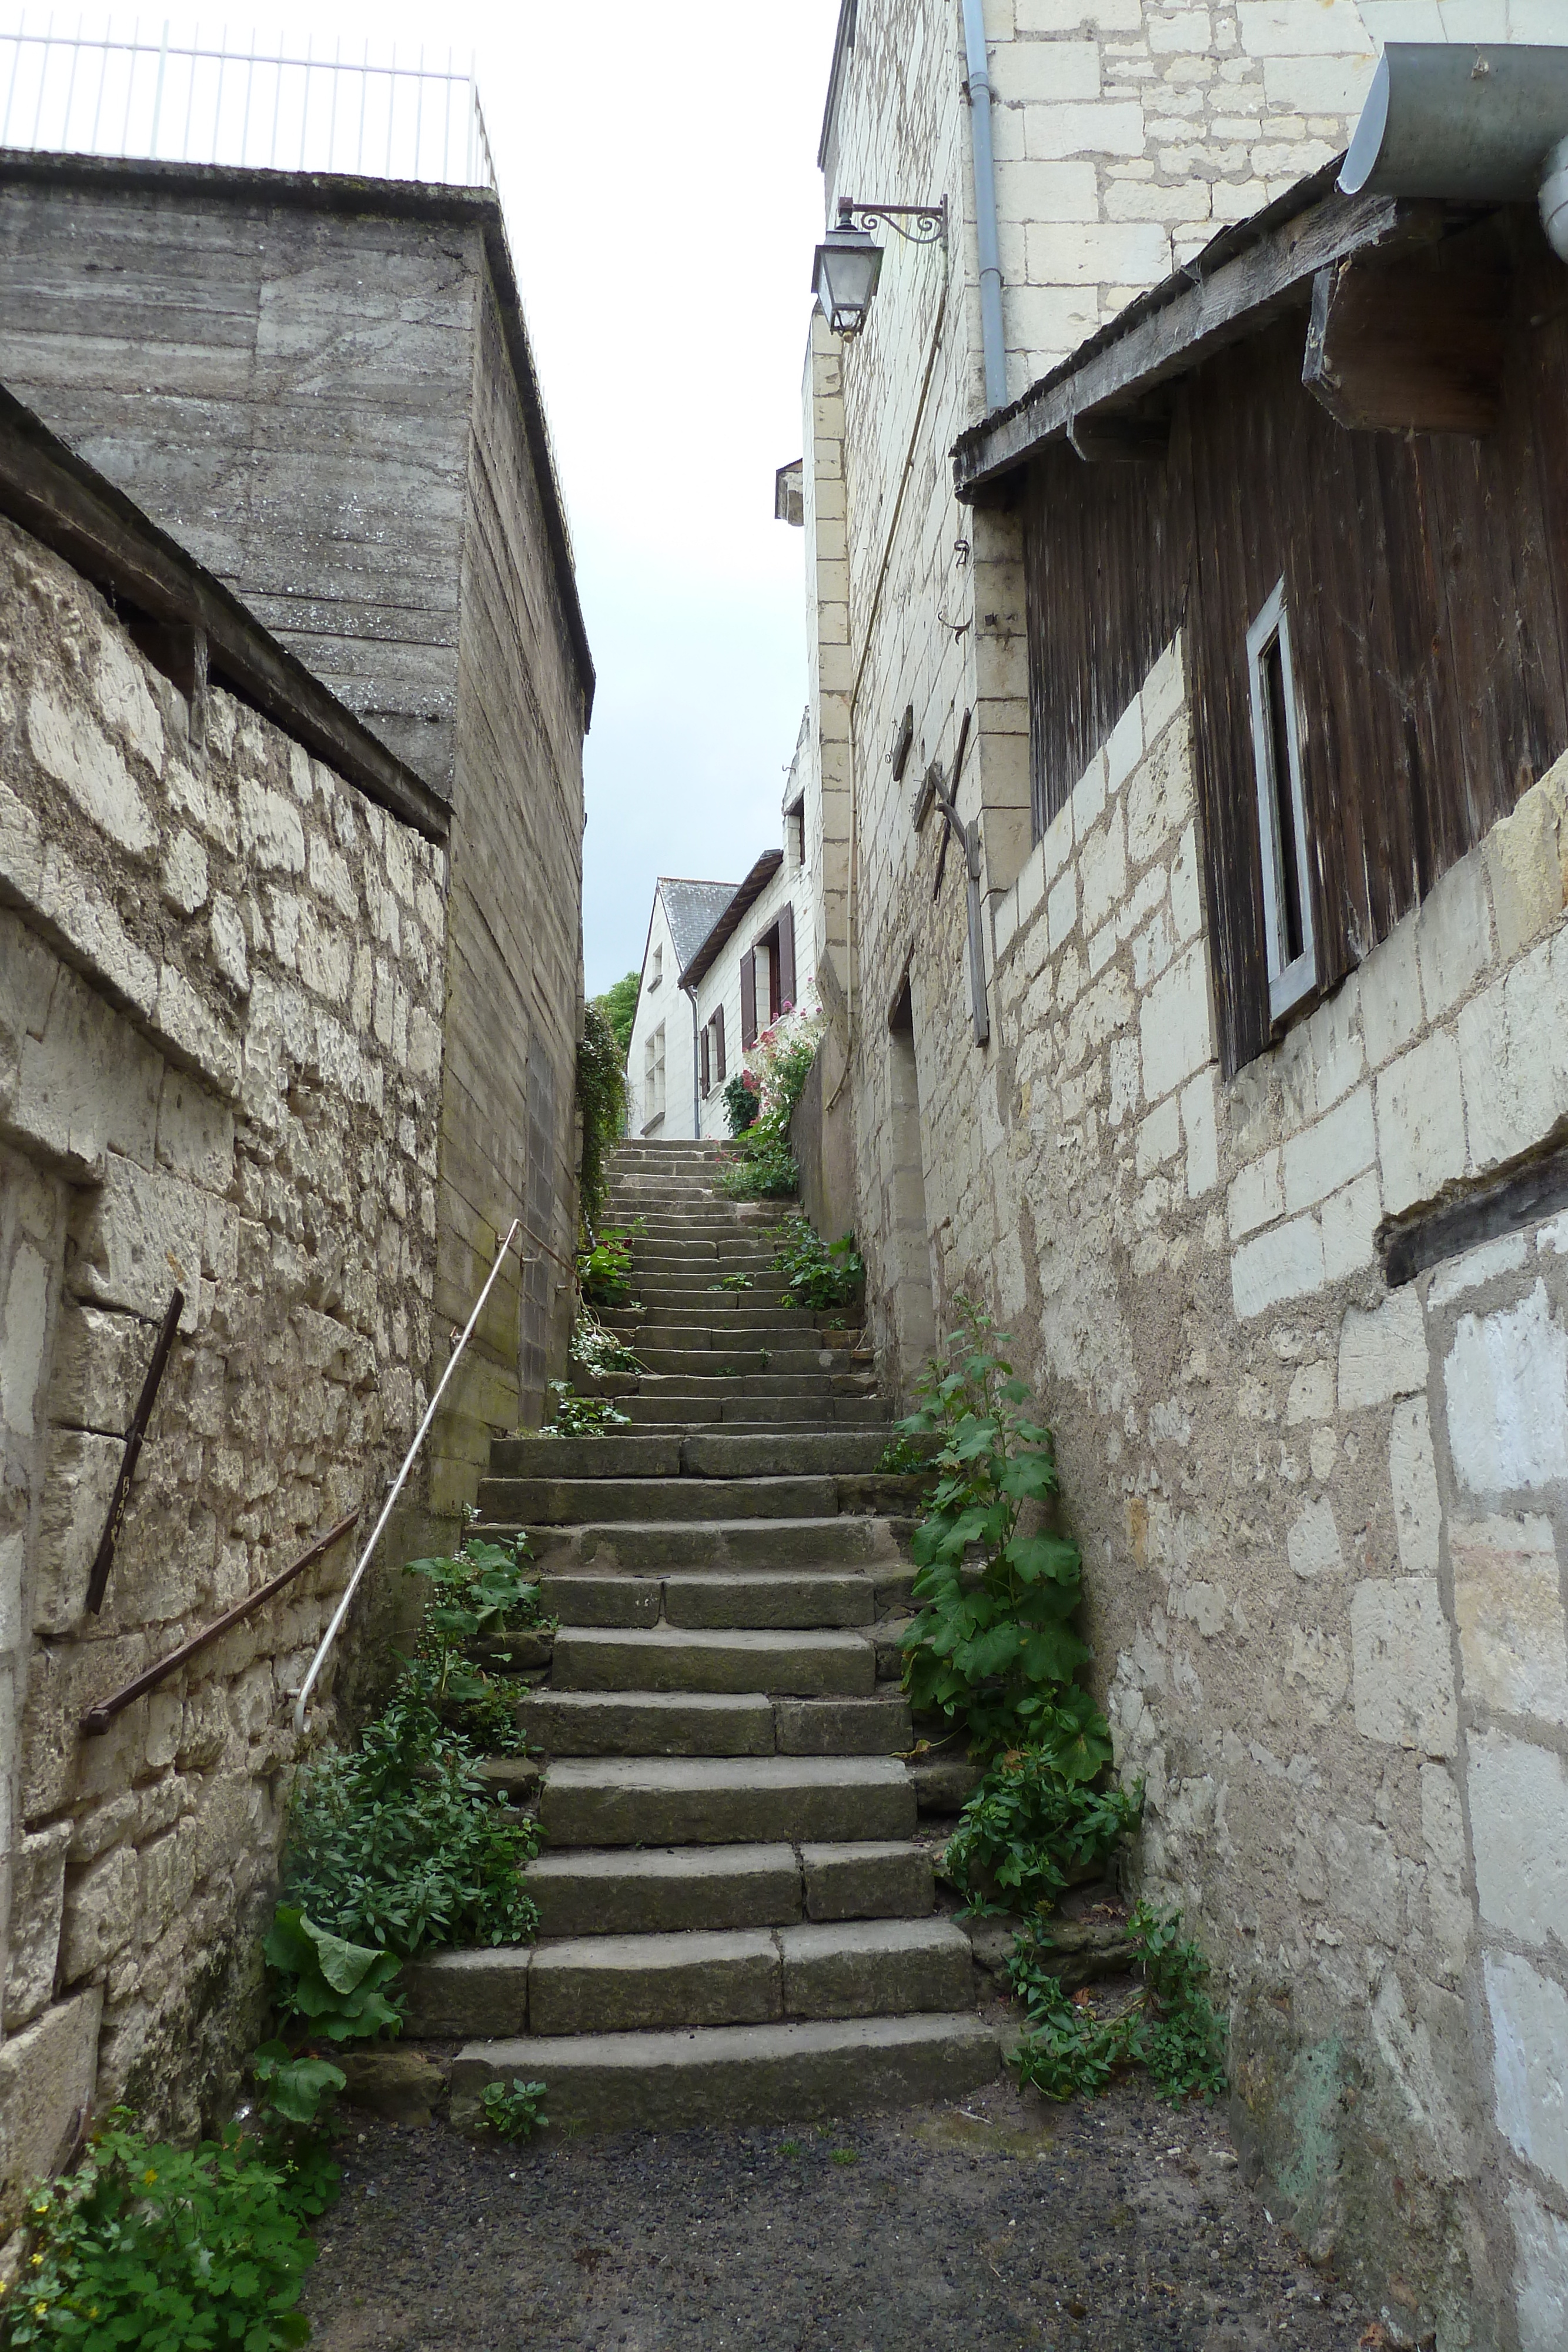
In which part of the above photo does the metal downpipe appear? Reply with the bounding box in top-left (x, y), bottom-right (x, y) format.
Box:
top-left (961, 0), bottom-right (1007, 415)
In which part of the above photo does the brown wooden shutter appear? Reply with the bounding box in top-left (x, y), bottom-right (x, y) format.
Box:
top-left (740, 951), bottom-right (758, 1049)
top-left (714, 1005), bottom-right (726, 1081)
top-left (700, 1024), bottom-right (710, 1094)
top-left (778, 901), bottom-right (797, 1011)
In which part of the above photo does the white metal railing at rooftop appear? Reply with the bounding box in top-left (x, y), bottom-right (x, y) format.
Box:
top-left (0, 18), bottom-right (495, 188)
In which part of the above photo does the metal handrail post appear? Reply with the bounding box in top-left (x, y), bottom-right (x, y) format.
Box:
top-left (291, 1218), bottom-right (521, 1732)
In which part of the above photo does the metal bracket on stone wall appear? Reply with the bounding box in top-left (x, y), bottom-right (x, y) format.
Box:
top-left (927, 710), bottom-right (991, 1048)
top-left (85, 1288), bottom-right (184, 1616)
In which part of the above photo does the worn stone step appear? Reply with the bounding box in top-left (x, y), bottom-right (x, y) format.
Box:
top-left (538, 1565), bottom-right (916, 1628)
top-left (520, 1840), bottom-right (933, 1939)
top-left (661, 1571), bottom-right (875, 1628)
top-left (531, 1929), bottom-right (781, 2034)
top-left (626, 1372), bottom-right (865, 1398)
top-left (636, 1349), bottom-right (850, 1378)
top-left (479, 1474), bottom-right (840, 1525)
top-left (550, 1625), bottom-right (875, 1696)
top-left (528, 1843), bottom-right (804, 1938)
top-left (520, 1690), bottom-right (777, 1756)
top-left (681, 1432), bottom-right (895, 1478)
top-left (636, 1277), bottom-right (792, 1301)
top-left (517, 1689), bottom-right (912, 1756)
top-left (609, 1306), bottom-right (818, 1332)
top-left (496, 1515), bottom-right (912, 1573)
top-left (538, 1753), bottom-right (914, 1845)
top-left (450, 2012), bottom-right (999, 2133)
top-left (779, 1917), bottom-right (975, 2021)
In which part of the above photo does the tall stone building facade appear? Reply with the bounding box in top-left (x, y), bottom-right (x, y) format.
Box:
top-left (0, 155), bottom-right (594, 1513)
top-left (797, 4), bottom-right (1568, 2342)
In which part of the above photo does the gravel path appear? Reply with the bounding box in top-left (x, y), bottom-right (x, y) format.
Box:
top-left (302, 2074), bottom-right (1374, 2351)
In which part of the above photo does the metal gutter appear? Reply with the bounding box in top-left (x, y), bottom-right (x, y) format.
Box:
top-left (961, 0), bottom-right (1007, 415)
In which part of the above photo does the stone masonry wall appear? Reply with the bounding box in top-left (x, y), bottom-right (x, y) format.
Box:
top-left (0, 508), bottom-right (446, 2214)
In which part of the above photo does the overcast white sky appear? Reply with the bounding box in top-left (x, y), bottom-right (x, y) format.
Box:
top-left (3, 0), bottom-right (844, 993)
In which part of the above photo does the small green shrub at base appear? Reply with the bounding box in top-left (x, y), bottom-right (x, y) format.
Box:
top-left (541, 1380), bottom-right (630, 1435)
top-left (897, 1296), bottom-right (1097, 1758)
top-left (5, 2114), bottom-right (319, 2350)
top-left (709, 1272), bottom-right (754, 1292)
top-left (770, 1218), bottom-right (864, 1312)
top-left (569, 1311), bottom-right (641, 1379)
top-left (265, 1907), bottom-right (403, 2043)
top-left (1008, 1903), bottom-right (1228, 2107)
top-left (722, 1070), bottom-right (760, 1134)
top-left (941, 1748), bottom-right (1142, 1919)
top-left (876, 1432), bottom-right (930, 1476)
top-left (577, 1223), bottom-right (642, 1308)
top-left (480, 2079), bottom-right (550, 2142)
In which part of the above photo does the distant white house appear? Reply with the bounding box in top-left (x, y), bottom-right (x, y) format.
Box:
top-left (624, 731), bottom-right (822, 1141)
top-left (625, 876), bottom-right (737, 1139)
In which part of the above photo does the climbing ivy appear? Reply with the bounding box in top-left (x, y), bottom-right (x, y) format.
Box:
top-left (577, 998), bottom-right (627, 1238)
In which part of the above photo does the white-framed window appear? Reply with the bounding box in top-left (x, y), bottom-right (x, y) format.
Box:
top-left (642, 1022), bottom-right (666, 1128)
top-left (648, 942), bottom-right (663, 991)
top-left (1246, 579), bottom-right (1316, 1026)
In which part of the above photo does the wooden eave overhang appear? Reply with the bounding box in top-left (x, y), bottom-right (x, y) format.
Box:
top-left (952, 164), bottom-right (1457, 500)
top-left (0, 148), bottom-right (595, 729)
top-left (0, 382), bottom-right (450, 843)
top-left (678, 851), bottom-right (784, 993)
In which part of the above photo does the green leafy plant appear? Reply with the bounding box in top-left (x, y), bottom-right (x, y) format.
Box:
top-left (569, 1311), bottom-right (641, 1378)
top-left (710, 1272), bottom-right (754, 1292)
top-left (400, 1534), bottom-right (543, 1752)
top-left (940, 1747), bottom-right (1142, 1918)
top-left (722, 1070), bottom-right (760, 1134)
top-left (771, 1216), bottom-right (864, 1312)
top-left (577, 1222), bottom-right (642, 1308)
top-left (5, 2114), bottom-right (319, 2349)
top-left (263, 1906), bottom-right (404, 2044)
top-left (717, 1008), bottom-right (823, 1198)
top-left (248, 2045), bottom-right (344, 2221)
top-left (479, 2079), bottom-right (550, 2142)
top-left (577, 998), bottom-right (628, 1239)
top-left (540, 1380), bottom-right (631, 1435)
top-left (877, 1432), bottom-right (931, 1475)
top-left (1008, 1903), bottom-right (1228, 2107)
top-left (283, 1693), bottom-right (540, 1959)
top-left (897, 1296), bottom-right (1098, 1757)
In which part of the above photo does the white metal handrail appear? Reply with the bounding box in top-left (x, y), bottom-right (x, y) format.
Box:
top-left (292, 1219), bottom-right (522, 1733)
top-left (0, 18), bottom-right (495, 188)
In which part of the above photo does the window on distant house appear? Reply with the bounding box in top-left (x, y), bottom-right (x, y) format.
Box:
top-left (1246, 580), bottom-right (1316, 1027)
top-left (785, 797), bottom-right (805, 872)
top-left (643, 1023), bottom-right (666, 1130)
top-left (701, 1007), bottom-right (726, 1095)
top-left (649, 942), bottom-right (663, 990)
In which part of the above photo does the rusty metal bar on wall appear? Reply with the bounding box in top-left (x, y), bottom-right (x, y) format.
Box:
top-left (80, 1509), bottom-right (360, 1738)
top-left (85, 1289), bottom-right (183, 1616)
top-left (292, 1219), bottom-right (523, 1732)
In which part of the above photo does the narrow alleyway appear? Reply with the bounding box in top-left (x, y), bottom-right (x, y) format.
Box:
top-left (303, 1140), bottom-right (1378, 2348)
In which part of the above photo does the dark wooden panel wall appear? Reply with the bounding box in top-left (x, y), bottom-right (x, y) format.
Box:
top-left (1024, 215), bottom-right (1568, 1077)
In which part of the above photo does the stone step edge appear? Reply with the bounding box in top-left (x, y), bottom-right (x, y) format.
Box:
top-left (445, 2012), bottom-right (999, 2132)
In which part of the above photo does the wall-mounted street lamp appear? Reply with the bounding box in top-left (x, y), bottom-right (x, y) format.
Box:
top-left (811, 195), bottom-right (948, 336)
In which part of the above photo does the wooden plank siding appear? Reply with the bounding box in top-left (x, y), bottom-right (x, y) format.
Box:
top-left (1022, 214), bottom-right (1568, 1077)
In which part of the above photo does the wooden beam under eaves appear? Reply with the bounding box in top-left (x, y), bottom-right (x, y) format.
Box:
top-left (1301, 249), bottom-right (1507, 436)
top-left (1066, 407), bottom-right (1171, 463)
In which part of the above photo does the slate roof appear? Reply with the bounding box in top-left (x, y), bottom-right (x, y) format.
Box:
top-left (658, 877), bottom-right (739, 975)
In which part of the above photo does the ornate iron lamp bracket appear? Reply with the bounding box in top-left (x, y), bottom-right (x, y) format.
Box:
top-left (837, 195), bottom-right (948, 247)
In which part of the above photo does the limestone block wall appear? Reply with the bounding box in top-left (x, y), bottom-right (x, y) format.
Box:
top-left (906, 628), bottom-right (1568, 2343)
top-left (0, 509), bottom-right (444, 2208)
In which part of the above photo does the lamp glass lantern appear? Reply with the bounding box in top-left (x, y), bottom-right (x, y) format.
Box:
top-left (811, 217), bottom-right (884, 336)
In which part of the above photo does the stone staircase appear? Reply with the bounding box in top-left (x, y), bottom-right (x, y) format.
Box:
top-left (406, 1137), bottom-right (999, 2131)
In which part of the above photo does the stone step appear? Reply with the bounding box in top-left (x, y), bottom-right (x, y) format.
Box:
top-left (537, 1562), bottom-right (916, 1625)
top-left (624, 1371), bottom-right (871, 1398)
top-left (605, 1305), bottom-right (818, 1331)
top-left (497, 1514), bottom-right (912, 1572)
top-left (625, 1323), bottom-right (824, 1351)
top-left (519, 1839), bottom-right (934, 1939)
top-left (635, 1348), bottom-right (853, 1378)
top-left (452, 1917), bottom-right (974, 2038)
top-left (550, 1625), bottom-right (875, 1696)
top-left (493, 1432), bottom-right (888, 1479)
top-left (538, 1753), bottom-right (914, 1845)
top-left (616, 1397), bottom-right (888, 1428)
top-left (518, 1689), bottom-right (912, 1755)
top-left (449, 2012), bottom-right (999, 2133)
top-left (479, 1473), bottom-right (840, 1525)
